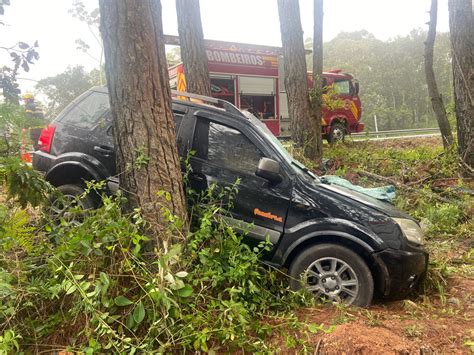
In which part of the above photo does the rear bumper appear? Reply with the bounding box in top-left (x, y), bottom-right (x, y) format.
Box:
top-left (32, 150), bottom-right (56, 173)
top-left (372, 246), bottom-right (428, 299)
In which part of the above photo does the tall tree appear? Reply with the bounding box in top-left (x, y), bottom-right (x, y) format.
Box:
top-left (425, 0), bottom-right (454, 149)
top-left (176, 0), bottom-right (211, 96)
top-left (448, 0), bottom-right (473, 170)
top-left (278, 0), bottom-right (319, 159)
top-left (99, 0), bottom-right (187, 248)
top-left (310, 0), bottom-right (323, 158)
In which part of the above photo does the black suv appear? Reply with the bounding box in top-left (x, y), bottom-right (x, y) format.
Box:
top-left (33, 87), bottom-right (428, 306)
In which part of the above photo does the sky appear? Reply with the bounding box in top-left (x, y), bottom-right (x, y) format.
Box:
top-left (0, 0), bottom-right (450, 93)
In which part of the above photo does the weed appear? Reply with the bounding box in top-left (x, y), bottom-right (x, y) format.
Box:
top-left (307, 322), bottom-right (336, 334)
top-left (0, 173), bottom-right (307, 352)
top-left (331, 303), bottom-right (356, 325)
top-left (404, 324), bottom-right (424, 338)
top-left (464, 340), bottom-right (474, 352)
top-left (360, 309), bottom-right (382, 327)
top-left (0, 329), bottom-right (21, 354)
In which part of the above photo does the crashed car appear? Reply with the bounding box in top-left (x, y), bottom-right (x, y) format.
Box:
top-left (33, 87), bottom-right (428, 306)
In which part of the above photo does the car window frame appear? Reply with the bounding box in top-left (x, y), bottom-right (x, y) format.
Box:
top-left (190, 110), bottom-right (290, 183)
top-left (98, 104), bottom-right (190, 155)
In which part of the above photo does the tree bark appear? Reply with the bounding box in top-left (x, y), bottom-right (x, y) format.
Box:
top-left (176, 0), bottom-right (211, 96)
top-left (278, 0), bottom-right (319, 160)
top-left (311, 0), bottom-right (324, 161)
top-left (425, 0), bottom-right (454, 149)
top-left (448, 0), bottom-right (474, 170)
top-left (99, 0), bottom-right (187, 249)
top-left (425, 0), bottom-right (453, 149)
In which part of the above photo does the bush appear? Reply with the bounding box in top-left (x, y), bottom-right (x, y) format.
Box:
top-left (0, 103), bottom-right (43, 158)
top-left (0, 175), bottom-right (306, 353)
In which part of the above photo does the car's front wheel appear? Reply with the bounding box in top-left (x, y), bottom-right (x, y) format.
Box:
top-left (289, 244), bottom-right (374, 307)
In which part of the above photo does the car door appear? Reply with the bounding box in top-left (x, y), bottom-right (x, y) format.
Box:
top-left (88, 110), bottom-right (116, 176)
top-left (189, 111), bottom-right (292, 247)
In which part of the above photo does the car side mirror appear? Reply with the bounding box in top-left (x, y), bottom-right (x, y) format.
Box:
top-left (256, 158), bottom-right (282, 183)
top-left (354, 81), bottom-right (360, 96)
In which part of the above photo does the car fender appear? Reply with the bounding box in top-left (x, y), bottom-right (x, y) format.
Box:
top-left (45, 153), bottom-right (108, 184)
top-left (272, 218), bottom-right (386, 266)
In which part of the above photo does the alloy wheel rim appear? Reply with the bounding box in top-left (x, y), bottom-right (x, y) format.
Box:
top-left (49, 194), bottom-right (83, 224)
top-left (303, 257), bottom-right (359, 304)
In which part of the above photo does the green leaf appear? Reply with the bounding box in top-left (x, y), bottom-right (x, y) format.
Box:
top-left (100, 272), bottom-right (109, 288)
top-left (165, 273), bottom-right (175, 284)
top-left (133, 301), bottom-right (145, 325)
top-left (175, 271), bottom-right (188, 278)
top-left (308, 323), bottom-right (322, 334)
top-left (176, 285), bottom-right (193, 298)
top-left (126, 312), bottom-right (135, 329)
top-left (66, 285), bottom-right (77, 295)
top-left (114, 295), bottom-right (133, 306)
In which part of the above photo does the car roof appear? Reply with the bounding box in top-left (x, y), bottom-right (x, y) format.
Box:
top-left (89, 86), bottom-right (247, 121)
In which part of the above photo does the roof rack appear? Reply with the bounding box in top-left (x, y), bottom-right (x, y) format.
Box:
top-left (171, 90), bottom-right (245, 118)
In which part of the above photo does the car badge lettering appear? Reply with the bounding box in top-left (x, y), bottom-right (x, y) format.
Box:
top-left (253, 208), bottom-right (283, 223)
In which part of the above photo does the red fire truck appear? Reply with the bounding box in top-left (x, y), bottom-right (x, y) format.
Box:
top-left (166, 36), bottom-right (363, 142)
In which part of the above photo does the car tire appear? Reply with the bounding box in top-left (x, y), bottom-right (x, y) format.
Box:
top-left (289, 244), bottom-right (374, 307)
top-left (327, 122), bottom-right (346, 144)
top-left (48, 184), bottom-right (96, 222)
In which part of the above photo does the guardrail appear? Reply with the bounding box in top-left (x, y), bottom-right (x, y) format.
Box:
top-left (278, 127), bottom-right (440, 141)
top-left (351, 127), bottom-right (440, 138)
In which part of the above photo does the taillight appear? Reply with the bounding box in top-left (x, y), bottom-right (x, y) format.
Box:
top-left (38, 124), bottom-right (56, 153)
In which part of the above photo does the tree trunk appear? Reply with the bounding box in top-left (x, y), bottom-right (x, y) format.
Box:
top-left (278, 0), bottom-right (319, 160)
top-left (448, 0), bottom-right (474, 170)
top-left (176, 0), bottom-right (211, 96)
top-left (99, 0), bottom-right (187, 249)
top-left (425, 0), bottom-right (454, 149)
top-left (311, 0), bottom-right (324, 161)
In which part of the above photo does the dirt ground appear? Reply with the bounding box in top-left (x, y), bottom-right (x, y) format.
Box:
top-left (269, 273), bottom-right (473, 354)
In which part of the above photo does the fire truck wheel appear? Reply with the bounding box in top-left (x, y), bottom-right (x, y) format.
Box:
top-left (328, 122), bottom-right (346, 144)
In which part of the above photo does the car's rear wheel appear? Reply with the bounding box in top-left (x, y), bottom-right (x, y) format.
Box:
top-left (48, 184), bottom-right (96, 223)
top-left (289, 244), bottom-right (374, 307)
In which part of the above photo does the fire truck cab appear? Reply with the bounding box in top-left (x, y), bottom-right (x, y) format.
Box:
top-left (310, 70), bottom-right (363, 143)
top-left (167, 36), bottom-right (363, 142)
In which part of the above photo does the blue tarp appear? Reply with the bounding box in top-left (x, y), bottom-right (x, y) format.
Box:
top-left (320, 175), bottom-right (397, 202)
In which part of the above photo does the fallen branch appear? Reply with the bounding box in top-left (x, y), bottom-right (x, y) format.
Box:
top-left (314, 339), bottom-right (323, 355)
top-left (459, 159), bottom-right (474, 176)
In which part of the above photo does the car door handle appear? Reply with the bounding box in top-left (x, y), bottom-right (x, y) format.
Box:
top-left (190, 172), bottom-right (205, 182)
top-left (93, 145), bottom-right (114, 155)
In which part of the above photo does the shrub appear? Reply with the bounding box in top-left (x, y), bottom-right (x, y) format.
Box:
top-left (0, 177), bottom-right (306, 353)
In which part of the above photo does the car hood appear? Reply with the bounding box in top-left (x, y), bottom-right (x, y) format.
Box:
top-left (317, 182), bottom-right (411, 219)
top-left (292, 171), bottom-right (411, 219)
